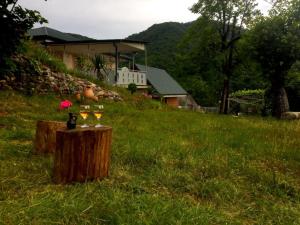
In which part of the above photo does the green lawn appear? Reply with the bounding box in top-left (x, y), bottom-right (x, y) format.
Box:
top-left (0, 91), bottom-right (300, 225)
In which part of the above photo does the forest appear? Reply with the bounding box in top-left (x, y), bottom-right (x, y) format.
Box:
top-left (128, 0), bottom-right (300, 117)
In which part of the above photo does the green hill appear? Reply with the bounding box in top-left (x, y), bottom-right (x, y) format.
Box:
top-left (127, 22), bottom-right (193, 74)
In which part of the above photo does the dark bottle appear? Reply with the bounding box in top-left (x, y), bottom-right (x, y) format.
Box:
top-left (67, 113), bottom-right (77, 129)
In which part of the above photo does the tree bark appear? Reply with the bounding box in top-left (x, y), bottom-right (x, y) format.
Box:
top-left (272, 87), bottom-right (290, 118)
top-left (219, 39), bottom-right (234, 115)
top-left (219, 79), bottom-right (230, 114)
top-left (34, 120), bottom-right (66, 154)
top-left (53, 127), bottom-right (112, 184)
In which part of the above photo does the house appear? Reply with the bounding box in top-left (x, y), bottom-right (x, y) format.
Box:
top-left (135, 64), bottom-right (188, 107)
top-left (29, 27), bottom-right (147, 86)
top-left (29, 27), bottom-right (189, 107)
top-left (106, 64), bottom-right (189, 107)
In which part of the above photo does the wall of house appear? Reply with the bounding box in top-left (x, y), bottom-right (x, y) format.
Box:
top-left (50, 49), bottom-right (117, 71)
top-left (51, 51), bottom-right (64, 59)
top-left (63, 52), bottom-right (76, 70)
top-left (50, 50), bottom-right (75, 70)
top-left (165, 97), bottom-right (179, 107)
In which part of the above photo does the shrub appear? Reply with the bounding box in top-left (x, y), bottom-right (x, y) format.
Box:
top-left (229, 89), bottom-right (265, 115)
top-left (128, 83), bottom-right (137, 94)
top-left (230, 89), bottom-right (265, 98)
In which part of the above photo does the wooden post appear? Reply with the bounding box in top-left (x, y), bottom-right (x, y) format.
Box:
top-left (114, 42), bottom-right (119, 83)
top-left (34, 120), bottom-right (66, 154)
top-left (53, 127), bottom-right (112, 184)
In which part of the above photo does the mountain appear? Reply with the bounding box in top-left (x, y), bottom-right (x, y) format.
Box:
top-left (127, 22), bottom-right (193, 74)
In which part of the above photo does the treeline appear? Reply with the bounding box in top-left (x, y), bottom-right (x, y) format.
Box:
top-left (129, 0), bottom-right (300, 117)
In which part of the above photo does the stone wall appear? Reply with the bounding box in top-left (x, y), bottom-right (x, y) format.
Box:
top-left (0, 66), bottom-right (122, 101)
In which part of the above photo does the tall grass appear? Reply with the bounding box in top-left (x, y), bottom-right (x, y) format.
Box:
top-left (0, 91), bottom-right (300, 224)
top-left (24, 41), bottom-right (68, 73)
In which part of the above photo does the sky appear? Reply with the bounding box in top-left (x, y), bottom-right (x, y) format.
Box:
top-left (19, 0), bottom-right (272, 39)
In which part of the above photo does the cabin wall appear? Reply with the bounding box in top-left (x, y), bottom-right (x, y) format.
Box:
top-left (165, 97), bottom-right (179, 107)
top-left (47, 46), bottom-right (117, 71)
top-left (48, 50), bottom-right (76, 70)
top-left (63, 52), bottom-right (76, 70)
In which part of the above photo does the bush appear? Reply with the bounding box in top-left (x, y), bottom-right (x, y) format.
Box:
top-left (229, 89), bottom-right (265, 115)
top-left (230, 89), bottom-right (265, 98)
top-left (128, 83), bottom-right (137, 94)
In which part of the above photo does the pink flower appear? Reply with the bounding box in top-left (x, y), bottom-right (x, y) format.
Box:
top-left (59, 100), bottom-right (72, 110)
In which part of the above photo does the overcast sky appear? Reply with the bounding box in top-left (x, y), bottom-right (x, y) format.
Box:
top-left (19, 0), bottom-right (272, 39)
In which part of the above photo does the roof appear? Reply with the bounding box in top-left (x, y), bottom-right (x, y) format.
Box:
top-left (136, 64), bottom-right (187, 96)
top-left (49, 39), bottom-right (148, 45)
top-left (29, 27), bottom-right (147, 44)
top-left (29, 27), bottom-right (147, 54)
top-left (28, 27), bottom-right (93, 42)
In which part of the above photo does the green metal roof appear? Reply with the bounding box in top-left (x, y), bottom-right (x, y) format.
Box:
top-left (28, 27), bottom-right (94, 42)
top-left (136, 64), bottom-right (187, 96)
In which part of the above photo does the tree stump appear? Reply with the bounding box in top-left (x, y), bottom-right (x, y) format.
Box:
top-left (34, 120), bottom-right (66, 154)
top-left (53, 127), bottom-right (112, 184)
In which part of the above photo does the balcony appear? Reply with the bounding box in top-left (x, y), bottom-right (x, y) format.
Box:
top-left (116, 67), bottom-right (147, 88)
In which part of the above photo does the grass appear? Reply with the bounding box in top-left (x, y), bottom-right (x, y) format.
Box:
top-left (24, 41), bottom-right (68, 73)
top-left (0, 90), bottom-right (300, 224)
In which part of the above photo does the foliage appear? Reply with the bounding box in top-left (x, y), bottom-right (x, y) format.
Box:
top-left (76, 55), bottom-right (85, 69)
top-left (0, 91), bottom-right (300, 224)
top-left (230, 89), bottom-right (265, 115)
top-left (127, 83), bottom-right (137, 94)
top-left (191, 0), bottom-right (260, 114)
top-left (174, 16), bottom-right (266, 106)
top-left (24, 41), bottom-right (67, 73)
top-left (127, 22), bottom-right (192, 74)
top-left (230, 36), bottom-right (267, 92)
top-left (175, 18), bottom-right (223, 106)
top-left (75, 55), bottom-right (94, 75)
top-left (127, 19), bottom-right (264, 107)
top-left (230, 89), bottom-right (265, 98)
top-left (247, 0), bottom-right (300, 117)
top-left (91, 54), bottom-right (108, 81)
top-left (130, 94), bottom-right (163, 110)
top-left (0, 0), bottom-right (47, 75)
top-left (182, 77), bottom-right (217, 106)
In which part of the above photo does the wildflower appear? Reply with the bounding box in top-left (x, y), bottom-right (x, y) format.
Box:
top-left (59, 100), bottom-right (72, 110)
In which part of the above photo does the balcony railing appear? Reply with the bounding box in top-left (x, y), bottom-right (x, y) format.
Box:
top-left (116, 67), bottom-right (147, 87)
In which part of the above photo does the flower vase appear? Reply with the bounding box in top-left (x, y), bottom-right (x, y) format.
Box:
top-left (83, 86), bottom-right (95, 99)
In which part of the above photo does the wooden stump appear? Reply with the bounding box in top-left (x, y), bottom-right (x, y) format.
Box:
top-left (34, 120), bottom-right (66, 154)
top-left (53, 127), bottom-right (112, 184)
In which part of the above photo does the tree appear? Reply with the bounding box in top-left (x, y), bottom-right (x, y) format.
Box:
top-left (190, 0), bottom-right (259, 114)
top-left (0, 0), bottom-right (47, 74)
top-left (175, 18), bottom-right (223, 106)
top-left (285, 62), bottom-right (300, 111)
top-left (248, 0), bottom-right (300, 118)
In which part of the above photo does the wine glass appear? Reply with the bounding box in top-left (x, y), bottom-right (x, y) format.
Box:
top-left (93, 105), bottom-right (104, 128)
top-left (79, 105), bottom-right (90, 128)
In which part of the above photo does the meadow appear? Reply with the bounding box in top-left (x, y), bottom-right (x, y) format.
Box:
top-left (0, 90), bottom-right (300, 225)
